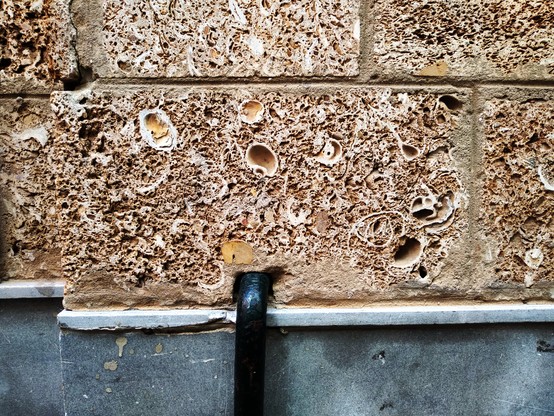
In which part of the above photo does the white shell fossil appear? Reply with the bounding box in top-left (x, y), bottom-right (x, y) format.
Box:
top-left (524, 248), bottom-right (544, 269)
top-left (139, 109), bottom-right (178, 152)
top-left (245, 143), bottom-right (278, 177)
top-left (315, 139), bottom-right (343, 166)
top-left (239, 100), bottom-right (264, 124)
top-left (349, 211), bottom-right (405, 249)
top-left (538, 164), bottom-right (554, 191)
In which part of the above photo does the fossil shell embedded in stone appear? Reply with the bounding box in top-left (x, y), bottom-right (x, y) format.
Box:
top-left (139, 109), bottom-right (178, 152)
top-left (315, 138), bottom-right (343, 166)
top-left (245, 143), bottom-right (278, 176)
top-left (239, 100), bottom-right (264, 124)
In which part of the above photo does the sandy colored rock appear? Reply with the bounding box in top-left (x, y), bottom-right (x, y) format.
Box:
top-left (478, 90), bottom-right (554, 288)
top-left (0, 98), bottom-right (61, 280)
top-left (73, 0), bottom-right (359, 78)
top-left (0, 0), bottom-right (78, 93)
top-left (51, 87), bottom-right (471, 309)
top-left (373, 0), bottom-right (554, 80)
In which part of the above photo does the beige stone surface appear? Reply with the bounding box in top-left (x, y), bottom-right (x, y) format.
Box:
top-left (479, 90), bottom-right (554, 289)
top-left (373, 0), bottom-right (554, 80)
top-left (51, 87), bottom-right (471, 309)
top-left (0, 98), bottom-right (61, 280)
top-left (73, 0), bottom-right (359, 78)
top-left (0, 0), bottom-right (77, 93)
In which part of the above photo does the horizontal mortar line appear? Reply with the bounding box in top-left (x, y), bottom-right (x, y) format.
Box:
top-left (58, 304), bottom-right (554, 330)
top-left (0, 92), bottom-right (55, 99)
top-left (0, 279), bottom-right (65, 299)
top-left (78, 78), bottom-right (554, 90)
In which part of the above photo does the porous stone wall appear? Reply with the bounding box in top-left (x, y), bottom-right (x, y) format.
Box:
top-left (1, 0), bottom-right (552, 309)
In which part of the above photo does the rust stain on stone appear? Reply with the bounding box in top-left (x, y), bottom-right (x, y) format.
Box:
top-left (417, 61), bottom-right (448, 77)
top-left (221, 241), bottom-right (254, 265)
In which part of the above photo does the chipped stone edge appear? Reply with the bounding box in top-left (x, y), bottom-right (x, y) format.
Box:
top-left (0, 279), bottom-right (65, 299)
top-left (58, 304), bottom-right (554, 330)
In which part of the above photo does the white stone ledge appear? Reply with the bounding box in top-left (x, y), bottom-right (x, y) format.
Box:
top-left (58, 304), bottom-right (554, 330)
top-left (58, 309), bottom-right (230, 330)
top-left (0, 279), bottom-right (65, 299)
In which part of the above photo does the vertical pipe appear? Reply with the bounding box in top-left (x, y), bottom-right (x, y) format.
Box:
top-left (234, 272), bottom-right (270, 416)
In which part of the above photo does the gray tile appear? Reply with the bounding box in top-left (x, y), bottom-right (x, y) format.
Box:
top-left (265, 325), bottom-right (554, 416)
top-left (60, 323), bottom-right (554, 416)
top-left (60, 329), bottom-right (234, 416)
top-left (0, 299), bottom-right (64, 416)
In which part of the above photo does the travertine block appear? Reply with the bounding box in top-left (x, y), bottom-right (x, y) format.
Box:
top-left (373, 0), bottom-right (554, 80)
top-left (0, 98), bottom-right (61, 280)
top-left (51, 87), bottom-right (471, 309)
top-left (479, 90), bottom-right (554, 288)
top-left (73, 0), bottom-right (359, 78)
top-left (0, 0), bottom-right (77, 92)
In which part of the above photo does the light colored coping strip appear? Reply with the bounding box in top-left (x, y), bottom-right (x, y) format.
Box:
top-left (58, 309), bottom-right (230, 330)
top-left (263, 304), bottom-right (554, 327)
top-left (58, 304), bottom-right (554, 331)
top-left (0, 279), bottom-right (65, 299)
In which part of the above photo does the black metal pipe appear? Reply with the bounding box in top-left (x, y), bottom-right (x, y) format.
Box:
top-left (234, 272), bottom-right (270, 416)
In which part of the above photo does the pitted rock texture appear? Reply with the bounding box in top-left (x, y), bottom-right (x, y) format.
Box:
top-left (0, 0), bottom-right (77, 92)
top-left (51, 87), bottom-right (469, 309)
top-left (0, 98), bottom-right (61, 280)
top-left (78, 0), bottom-right (359, 78)
top-left (373, 0), bottom-right (554, 79)
top-left (480, 94), bottom-right (554, 288)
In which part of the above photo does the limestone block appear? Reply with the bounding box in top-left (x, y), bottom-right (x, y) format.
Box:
top-left (373, 0), bottom-right (554, 80)
top-left (0, 0), bottom-right (78, 93)
top-left (479, 90), bottom-right (554, 288)
top-left (51, 87), bottom-right (470, 309)
top-left (73, 0), bottom-right (359, 78)
top-left (0, 98), bottom-right (61, 280)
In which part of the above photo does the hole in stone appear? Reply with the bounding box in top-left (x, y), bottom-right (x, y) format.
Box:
top-left (239, 100), bottom-right (264, 124)
top-left (246, 143), bottom-right (278, 177)
top-left (528, 132), bottom-right (539, 144)
top-left (393, 238), bottom-right (422, 267)
top-left (61, 201), bottom-right (69, 209)
top-left (316, 139), bottom-right (343, 165)
top-left (418, 265), bottom-right (428, 278)
top-left (79, 65), bottom-right (94, 83)
top-left (413, 208), bottom-right (434, 220)
top-left (436, 114), bottom-right (446, 124)
top-left (117, 60), bottom-right (131, 71)
top-left (144, 113), bottom-right (170, 146)
top-left (401, 144), bottom-right (419, 159)
top-left (0, 57), bottom-right (11, 69)
top-left (139, 109), bottom-right (177, 151)
top-left (232, 271), bottom-right (277, 302)
top-left (11, 241), bottom-right (20, 255)
top-left (439, 95), bottom-right (463, 111)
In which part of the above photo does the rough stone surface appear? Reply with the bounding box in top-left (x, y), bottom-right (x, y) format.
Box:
top-left (73, 0), bottom-right (359, 78)
top-left (51, 87), bottom-right (470, 309)
top-left (479, 90), bottom-right (554, 288)
top-left (0, 0), bottom-right (77, 93)
top-left (0, 98), bottom-right (61, 280)
top-left (373, 0), bottom-right (554, 80)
